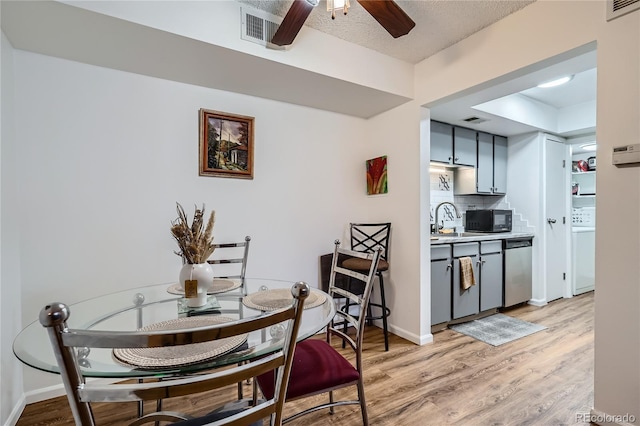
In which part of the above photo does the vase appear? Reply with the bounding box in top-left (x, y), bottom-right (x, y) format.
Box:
top-left (179, 262), bottom-right (214, 293)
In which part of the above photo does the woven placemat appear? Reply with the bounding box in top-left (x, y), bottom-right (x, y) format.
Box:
top-left (113, 316), bottom-right (247, 369)
top-left (167, 279), bottom-right (241, 295)
top-left (242, 288), bottom-right (326, 311)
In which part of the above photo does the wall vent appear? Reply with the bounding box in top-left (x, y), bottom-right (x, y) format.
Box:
top-left (462, 116), bottom-right (488, 124)
top-left (240, 7), bottom-right (285, 50)
top-left (607, 0), bottom-right (640, 21)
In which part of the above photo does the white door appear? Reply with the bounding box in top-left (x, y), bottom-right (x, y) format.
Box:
top-left (545, 137), bottom-right (568, 302)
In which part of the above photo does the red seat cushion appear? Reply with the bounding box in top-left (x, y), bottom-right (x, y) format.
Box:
top-left (257, 339), bottom-right (359, 400)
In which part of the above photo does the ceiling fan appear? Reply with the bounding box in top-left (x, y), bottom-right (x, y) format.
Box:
top-left (271, 0), bottom-right (416, 46)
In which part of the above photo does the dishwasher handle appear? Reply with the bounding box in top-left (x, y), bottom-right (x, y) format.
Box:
top-left (504, 238), bottom-right (533, 249)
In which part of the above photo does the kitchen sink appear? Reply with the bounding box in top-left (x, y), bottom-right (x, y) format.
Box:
top-left (431, 232), bottom-right (489, 238)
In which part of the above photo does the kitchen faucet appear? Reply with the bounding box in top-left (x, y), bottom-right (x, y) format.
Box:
top-left (434, 201), bottom-right (461, 233)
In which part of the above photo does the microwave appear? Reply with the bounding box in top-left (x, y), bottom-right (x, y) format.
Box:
top-left (465, 209), bottom-right (512, 233)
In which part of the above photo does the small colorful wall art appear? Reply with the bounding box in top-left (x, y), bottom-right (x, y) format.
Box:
top-left (366, 155), bottom-right (388, 195)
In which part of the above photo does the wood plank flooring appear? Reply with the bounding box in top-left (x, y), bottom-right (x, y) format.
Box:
top-left (17, 292), bottom-right (594, 425)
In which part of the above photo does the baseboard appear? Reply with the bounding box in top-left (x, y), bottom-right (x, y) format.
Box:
top-left (528, 298), bottom-right (547, 307)
top-left (588, 408), bottom-right (637, 426)
top-left (23, 377), bottom-right (116, 405)
top-left (24, 383), bottom-right (67, 404)
top-left (4, 395), bottom-right (26, 426)
top-left (387, 323), bottom-right (431, 345)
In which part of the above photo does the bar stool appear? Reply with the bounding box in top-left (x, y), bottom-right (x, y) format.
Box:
top-left (341, 222), bottom-right (391, 351)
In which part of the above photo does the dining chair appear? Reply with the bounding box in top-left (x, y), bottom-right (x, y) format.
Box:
top-left (207, 236), bottom-right (252, 400)
top-left (256, 240), bottom-right (382, 425)
top-left (341, 222), bottom-right (391, 351)
top-left (38, 282), bottom-right (310, 426)
top-left (207, 236), bottom-right (251, 296)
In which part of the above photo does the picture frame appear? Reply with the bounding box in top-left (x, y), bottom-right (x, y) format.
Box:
top-left (366, 155), bottom-right (388, 195)
top-left (199, 109), bottom-right (254, 179)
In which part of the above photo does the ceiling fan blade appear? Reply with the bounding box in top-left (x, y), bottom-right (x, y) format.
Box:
top-left (271, 0), bottom-right (316, 46)
top-left (357, 0), bottom-right (416, 38)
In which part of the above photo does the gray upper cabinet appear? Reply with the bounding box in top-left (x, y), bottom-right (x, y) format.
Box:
top-left (430, 121), bottom-right (477, 167)
top-left (493, 135), bottom-right (508, 194)
top-left (431, 121), bottom-right (454, 164)
top-left (455, 131), bottom-right (508, 195)
top-left (453, 127), bottom-right (477, 167)
top-left (476, 132), bottom-right (494, 194)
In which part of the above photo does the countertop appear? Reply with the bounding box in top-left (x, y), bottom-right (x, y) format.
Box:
top-left (430, 232), bottom-right (535, 245)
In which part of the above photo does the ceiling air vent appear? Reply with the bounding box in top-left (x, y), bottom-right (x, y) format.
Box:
top-left (607, 0), bottom-right (640, 21)
top-left (462, 116), bottom-right (488, 124)
top-left (241, 7), bottom-right (285, 50)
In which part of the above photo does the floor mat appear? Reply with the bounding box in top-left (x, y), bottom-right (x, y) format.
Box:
top-left (449, 313), bottom-right (547, 346)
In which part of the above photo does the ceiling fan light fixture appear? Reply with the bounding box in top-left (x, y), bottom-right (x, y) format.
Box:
top-left (327, 0), bottom-right (350, 19)
top-left (580, 143), bottom-right (597, 151)
top-left (537, 75), bottom-right (574, 88)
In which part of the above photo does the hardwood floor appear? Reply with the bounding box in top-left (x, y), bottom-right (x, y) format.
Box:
top-left (17, 292), bottom-right (594, 425)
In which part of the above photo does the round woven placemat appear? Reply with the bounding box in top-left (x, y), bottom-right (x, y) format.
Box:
top-left (167, 279), bottom-right (241, 295)
top-left (242, 288), bottom-right (326, 311)
top-left (113, 316), bottom-right (247, 369)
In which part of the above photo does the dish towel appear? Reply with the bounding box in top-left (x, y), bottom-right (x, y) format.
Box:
top-left (459, 257), bottom-right (476, 290)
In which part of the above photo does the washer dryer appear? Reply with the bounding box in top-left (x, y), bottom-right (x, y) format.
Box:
top-left (571, 207), bottom-right (595, 295)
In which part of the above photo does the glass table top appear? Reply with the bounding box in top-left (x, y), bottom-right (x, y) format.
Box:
top-left (13, 278), bottom-right (335, 379)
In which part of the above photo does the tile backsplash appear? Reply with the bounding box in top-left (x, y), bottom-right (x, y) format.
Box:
top-left (429, 169), bottom-right (534, 233)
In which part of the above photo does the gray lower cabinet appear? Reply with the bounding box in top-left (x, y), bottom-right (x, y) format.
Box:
top-left (479, 241), bottom-right (503, 311)
top-left (431, 245), bottom-right (452, 325)
top-left (452, 242), bottom-right (480, 319)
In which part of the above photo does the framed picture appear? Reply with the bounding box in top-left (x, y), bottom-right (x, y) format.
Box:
top-left (199, 109), bottom-right (254, 179)
top-left (366, 155), bottom-right (388, 195)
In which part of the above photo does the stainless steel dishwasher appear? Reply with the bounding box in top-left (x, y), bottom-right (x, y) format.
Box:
top-left (503, 238), bottom-right (533, 307)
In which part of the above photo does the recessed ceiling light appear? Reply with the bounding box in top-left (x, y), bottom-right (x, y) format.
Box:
top-left (537, 75), bottom-right (574, 88)
top-left (580, 143), bottom-right (597, 151)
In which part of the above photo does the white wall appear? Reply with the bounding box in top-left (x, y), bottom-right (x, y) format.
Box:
top-left (11, 49), bottom-right (371, 396)
top-left (362, 100), bottom-right (426, 343)
top-left (1, 27), bottom-right (25, 425)
top-left (415, 0), bottom-right (640, 421)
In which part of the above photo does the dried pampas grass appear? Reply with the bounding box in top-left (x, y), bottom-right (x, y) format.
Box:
top-left (171, 203), bottom-right (215, 264)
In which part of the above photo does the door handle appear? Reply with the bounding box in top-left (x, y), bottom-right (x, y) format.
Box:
top-left (547, 218), bottom-right (557, 224)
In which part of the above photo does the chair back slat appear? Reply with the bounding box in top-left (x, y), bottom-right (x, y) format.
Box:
top-left (326, 240), bottom-right (382, 351)
top-left (40, 281), bottom-right (309, 426)
top-left (350, 223), bottom-right (391, 261)
top-left (62, 308), bottom-right (293, 349)
top-left (206, 236), bottom-right (251, 292)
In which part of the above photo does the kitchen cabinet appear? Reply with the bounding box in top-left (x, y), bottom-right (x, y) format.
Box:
top-left (430, 121), bottom-right (476, 167)
top-left (431, 245), bottom-right (452, 325)
top-left (453, 126), bottom-right (477, 167)
top-left (452, 242), bottom-right (480, 319)
top-left (456, 132), bottom-right (507, 195)
top-left (479, 241), bottom-right (503, 311)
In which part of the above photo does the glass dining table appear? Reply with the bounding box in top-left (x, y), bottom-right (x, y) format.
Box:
top-left (13, 278), bottom-right (335, 379)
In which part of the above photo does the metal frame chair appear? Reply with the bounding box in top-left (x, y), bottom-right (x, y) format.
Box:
top-left (39, 282), bottom-right (309, 426)
top-left (256, 240), bottom-right (382, 425)
top-left (207, 236), bottom-right (251, 296)
top-left (342, 222), bottom-right (392, 351)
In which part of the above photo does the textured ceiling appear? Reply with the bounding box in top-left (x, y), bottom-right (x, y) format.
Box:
top-left (239, 0), bottom-right (536, 64)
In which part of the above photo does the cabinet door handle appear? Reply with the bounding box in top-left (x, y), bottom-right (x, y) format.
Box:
top-left (547, 218), bottom-right (557, 224)
top-left (446, 263), bottom-right (452, 270)
top-left (454, 157), bottom-right (459, 162)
